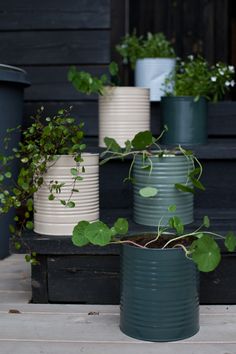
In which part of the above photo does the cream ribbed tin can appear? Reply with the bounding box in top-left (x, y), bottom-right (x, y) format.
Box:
top-left (34, 153), bottom-right (99, 235)
top-left (99, 87), bottom-right (150, 147)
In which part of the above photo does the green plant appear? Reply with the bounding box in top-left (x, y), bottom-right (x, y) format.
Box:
top-left (100, 130), bottom-right (205, 195)
top-left (116, 31), bottom-right (175, 69)
top-left (72, 214), bottom-right (236, 272)
top-left (0, 107), bottom-right (86, 262)
top-left (164, 55), bottom-right (235, 102)
top-left (68, 62), bottom-right (119, 95)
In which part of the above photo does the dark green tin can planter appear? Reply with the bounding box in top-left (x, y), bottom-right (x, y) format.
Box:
top-left (0, 64), bottom-right (30, 259)
top-left (120, 243), bottom-right (199, 342)
top-left (161, 96), bottom-right (208, 145)
top-left (133, 154), bottom-right (193, 226)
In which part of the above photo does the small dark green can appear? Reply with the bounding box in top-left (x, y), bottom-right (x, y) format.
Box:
top-left (120, 242), bottom-right (199, 342)
top-left (161, 96), bottom-right (208, 145)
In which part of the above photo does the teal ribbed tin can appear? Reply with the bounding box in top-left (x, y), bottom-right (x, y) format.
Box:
top-left (120, 243), bottom-right (199, 342)
top-left (160, 96), bottom-right (208, 145)
top-left (133, 154), bottom-right (194, 226)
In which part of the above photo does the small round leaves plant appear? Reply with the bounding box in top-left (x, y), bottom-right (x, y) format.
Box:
top-left (116, 31), bottom-right (175, 69)
top-left (164, 55), bottom-right (235, 102)
top-left (0, 107), bottom-right (86, 263)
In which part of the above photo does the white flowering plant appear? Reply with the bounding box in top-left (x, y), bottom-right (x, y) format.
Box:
top-left (164, 55), bottom-right (235, 102)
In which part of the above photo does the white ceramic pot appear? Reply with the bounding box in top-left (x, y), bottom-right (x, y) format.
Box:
top-left (135, 58), bottom-right (176, 101)
top-left (34, 153), bottom-right (99, 236)
top-left (99, 86), bottom-right (150, 147)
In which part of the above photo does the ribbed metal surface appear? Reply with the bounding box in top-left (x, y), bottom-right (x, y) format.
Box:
top-left (120, 243), bottom-right (199, 341)
top-left (34, 153), bottom-right (99, 236)
top-left (161, 96), bottom-right (208, 145)
top-left (133, 155), bottom-right (194, 226)
top-left (99, 87), bottom-right (150, 147)
top-left (135, 58), bottom-right (176, 101)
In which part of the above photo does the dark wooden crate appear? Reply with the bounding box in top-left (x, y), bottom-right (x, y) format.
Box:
top-left (30, 244), bottom-right (236, 305)
top-left (17, 209), bottom-right (236, 304)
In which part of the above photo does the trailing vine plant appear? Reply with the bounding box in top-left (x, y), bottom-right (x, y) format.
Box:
top-left (72, 214), bottom-right (236, 272)
top-left (72, 130), bottom-right (236, 272)
top-left (100, 129), bottom-right (205, 196)
top-left (0, 107), bottom-right (86, 263)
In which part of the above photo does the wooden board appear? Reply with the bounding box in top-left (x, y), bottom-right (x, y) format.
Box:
top-left (23, 65), bottom-right (109, 101)
top-left (0, 31), bottom-right (110, 65)
top-left (0, 0), bottom-right (110, 30)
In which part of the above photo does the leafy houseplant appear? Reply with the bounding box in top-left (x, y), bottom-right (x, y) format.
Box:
top-left (100, 130), bottom-right (204, 226)
top-left (161, 55), bottom-right (235, 145)
top-left (72, 214), bottom-right (236, 341)
top-left (0, 107), bottom-right (99, 261)
top-left (68, 63), bottom-right (150, 147)
top-left (116, 31), bottom-right (176, 101)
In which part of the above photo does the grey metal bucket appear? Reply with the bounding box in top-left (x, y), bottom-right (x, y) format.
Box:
top-left (0, 64), bottom-right (30, 259)
top-left (120, 243), bottom-right (199, 341)
top-left (133, 154), bottom-right (194, 226)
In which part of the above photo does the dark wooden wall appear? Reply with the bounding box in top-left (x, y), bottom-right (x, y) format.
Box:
top-left (0, 0), bottom-right (234, 132)
top-left (129, 0), bottom-right (230, 63)
top-left (0, 0), bottom-right (127, 137)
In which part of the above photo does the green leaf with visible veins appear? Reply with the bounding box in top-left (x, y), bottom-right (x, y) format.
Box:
top-left (85, 221), bottom-right (112, 246)
top-left (131, 131), bottom-right (153, 150)
top-left (114, 218), bottom-right (129, 235)
top-left (190, 234), bottom-right (221, 272)
top-left (104, 137), bottom-right (122, 153)
top-left (225, 232), bottom-right (236, 252)
top-left (72, 221), bottom-right (90, 247)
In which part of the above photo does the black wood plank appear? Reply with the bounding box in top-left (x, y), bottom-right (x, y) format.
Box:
top-left (0, 0), bottom-right (110, 30)
top-left (12, 208), bottom-right (236, 255)
top-left (24, 102), bottom-right (98, 136)
top-left (23, 65), bottom-right (109, 101)
top-left (31, 254), bottom-right (48, 303)
top-left (0, 31), bottom-right (110, 65)
top-left (200, 252), bottom-right (236, 304)
top-left (130, 0), bottom-right (229, 63)
top-left (47, 255), bottom-right (120, 304)
top-left (24, 101), bottom-right (236, 138)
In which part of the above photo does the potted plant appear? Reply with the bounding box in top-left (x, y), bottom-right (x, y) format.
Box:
top-left (68, 62), bottom-right (150, 147)
top-left (72, 214), bottom-right (236, 341)
top-left (100, 130), bottom-right (204, 226)
top-left (0, 107), bottom-right (99, 261)
top-left (116, 32), bottom-right (176, 101)
top-left (161, 55), bottom-right (235, 145)
top-left (0, 64), bottom-right (30, 259)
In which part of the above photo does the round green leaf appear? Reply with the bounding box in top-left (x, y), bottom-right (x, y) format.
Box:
top-left (225, 232), bottom-right (236, 252)
top-left (104, 137), bottom-right (121, 153)
top-left (131, 131), bottom-right (153, 150)
top-left (26, 221), bottom-right (34, 230)
top-left (72, 221), bottom-right (90, 247)
top-left (85, 221), bottom-right (112, 246)
top-left (70, 168), bottom-right (78, 176)
top-left (139, 186), bottom-right (158, 198)
top-left (190, 234), bottom-right (221, 272)
top-left (67, 201), bottom-right (75, 208)
top-left (114, 218), bottom-right (129, 235)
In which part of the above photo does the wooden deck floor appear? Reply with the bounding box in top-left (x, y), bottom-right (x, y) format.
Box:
top-left (0, 255), bottom-right (235, 354)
